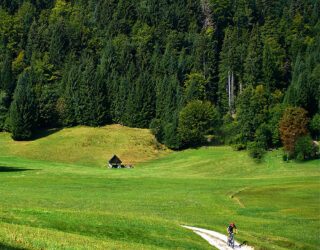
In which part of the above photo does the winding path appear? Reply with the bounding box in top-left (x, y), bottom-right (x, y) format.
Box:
top-left (182, 226), bottom-right (254, 250)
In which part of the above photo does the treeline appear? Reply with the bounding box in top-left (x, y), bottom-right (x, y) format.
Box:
top-left (0, 0), bottom-right (319, 159)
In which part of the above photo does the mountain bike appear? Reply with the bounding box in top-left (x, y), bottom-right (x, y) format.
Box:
top-left (227, 232), bottom-right (235, 248)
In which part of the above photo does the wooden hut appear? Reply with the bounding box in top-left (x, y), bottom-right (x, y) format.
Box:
top-left (108, 155), bottom-right (122, 168)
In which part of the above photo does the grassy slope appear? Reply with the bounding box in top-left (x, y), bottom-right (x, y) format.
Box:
top-left (0, 125), bottom-right (170, 167)
top-left (0, 126), bottom-right (319, 250)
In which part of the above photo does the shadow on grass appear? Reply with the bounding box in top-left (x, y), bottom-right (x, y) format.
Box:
top-left (0, 166), bottom-right (35, 172)
top-left (30, 128), bottom-right (62, 140)
top-left (0, 243), bottom-right (28, 250)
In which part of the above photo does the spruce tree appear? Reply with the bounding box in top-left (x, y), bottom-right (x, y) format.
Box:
top-left (244, 26), bottom-right (263, 86)
top-left (10, 70), bottom-right (37, 140)
top-left (0, 51), bottom-right (14, 97)
top-left (0, 90), bottom-right (9, 130)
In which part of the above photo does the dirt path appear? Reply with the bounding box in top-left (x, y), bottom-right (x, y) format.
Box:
top-left (182, 226), bottom-right (254, 250)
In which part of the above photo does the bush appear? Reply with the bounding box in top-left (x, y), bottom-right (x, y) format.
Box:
top-left (294, 135), bottom-right (318, 160)
top-left (232, 143), bottom-right (246, 151)
top-left (221, 114), bottom-right (240, 145)
top-left (248, 141), bottom-right (266, 160)
top-left (310, 114), bottom-right (320, 140)
top-left (163, 122), bottom-right (181, 149)
top-left (150, 118), bottom-right (163, 142)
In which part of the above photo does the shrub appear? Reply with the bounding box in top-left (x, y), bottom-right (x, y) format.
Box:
top-left (150, 118), bottom-right (163, 142)
top-left (232, 143), bottom-right (246, 151)
top-left (248, 141), bottom-right (266, 160)
top-left (294, 135), bottom-right (318, 160)
top-left (163, 122), bottom-right (181, 149)
top-left (310, 114), bottom-right (320, 140)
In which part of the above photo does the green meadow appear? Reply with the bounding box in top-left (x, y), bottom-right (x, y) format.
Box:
top-left (0, 126), bottom-right (319, 250)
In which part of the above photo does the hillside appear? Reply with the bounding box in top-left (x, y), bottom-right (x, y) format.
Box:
top-left (0, 124), bottom-right (170, 167)
top-left (0, 0), bottom-right (319, 153)
top-left (0, 1), bottom-right (319, 249)
top-left (0, 135), bottom-right (319, 249)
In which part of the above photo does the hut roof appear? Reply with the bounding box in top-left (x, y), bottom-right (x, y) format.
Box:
top-left (109, 155), bottom-right (122, 164)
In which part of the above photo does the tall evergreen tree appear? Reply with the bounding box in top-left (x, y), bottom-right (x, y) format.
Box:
top-left (244, 26), bottom-right (263, 86)
top-left (285, 33), bottom-right (320, 116)
top-left (0, 90), bottom-right (9, 130)
top-left (9, 70), bottom-right (37, 140)
top-left (0, 51), bottom-right (14, 97)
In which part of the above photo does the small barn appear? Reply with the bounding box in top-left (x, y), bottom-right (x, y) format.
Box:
top-left (108, 155), bottom-right (122, 168)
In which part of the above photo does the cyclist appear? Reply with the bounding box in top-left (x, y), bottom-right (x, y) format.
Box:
top-left (227, 222), bottom-right (237, 248)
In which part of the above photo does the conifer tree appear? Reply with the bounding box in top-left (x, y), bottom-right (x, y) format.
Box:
top-left (0, 90), bottom-right (9, 130)
top-left (285, 33), bottom-right (320, 116)
top-left (262, 38), bottom-right (285, 90)
top-left (10, 70), bottom-right (37, 140)
top-left (0, 51), bottom-right (14, 97)
top-left (49, 17), bottom-right (68, 66)
top-left (244, 26), bottom-right (263, 86)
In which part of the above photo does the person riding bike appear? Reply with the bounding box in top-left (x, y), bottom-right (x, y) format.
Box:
top-left (227, 222), bottom-right (237, 248)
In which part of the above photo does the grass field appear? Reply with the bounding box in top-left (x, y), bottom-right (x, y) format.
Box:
top-left (0, 125), bottom-right (319, 249)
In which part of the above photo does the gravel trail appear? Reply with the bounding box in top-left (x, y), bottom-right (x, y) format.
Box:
top-left (182, 225), bottom-right (254, 250)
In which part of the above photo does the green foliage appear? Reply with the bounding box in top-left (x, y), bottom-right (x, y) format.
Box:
top-left (178, 100), bottom-right (219, 147)
top-left (0, 51), bottom-right (14, 95)
top-left (9, 70), bottom-right (37, 140)
top-left (0, 91), bottom-right (9, 131)
top-left (268, 103), bottom-right (286, 147)
top-left (310, 114), bottom-right (320, 140)
top-left (184, 72), bottom-right (208, 102)
top-left (236, 85), bottom-right (270, 144)
top-left (294, 135), bottom-right (318, 161)
top-left (163, 119), bottom-right (181, 150)
top-left (221, 113), bottom-right (239, 145)
top-left (36, 85), bottom-right (59, 128)
top-left (262, 37), bottom-right (286, 90)
top-left (150, 118), bottom-right (163, 142)
top-left (248, 141), bottom-right (266, 160)
top-left (0, 0), bottom-right (318, 150)
top-left (285, 33), bottom-right (320, 116)
top-left (244, 26), bottom-right (263, 86)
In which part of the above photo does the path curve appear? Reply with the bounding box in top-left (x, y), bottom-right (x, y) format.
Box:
top-left (182, 225), bottom-right (254, 250)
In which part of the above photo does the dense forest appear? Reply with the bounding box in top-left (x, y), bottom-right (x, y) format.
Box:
top-left (0, 0), bottom-right (319, 160)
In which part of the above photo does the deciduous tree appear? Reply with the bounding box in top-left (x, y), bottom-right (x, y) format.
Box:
top-left (279, 107), bottom-right (309, 155)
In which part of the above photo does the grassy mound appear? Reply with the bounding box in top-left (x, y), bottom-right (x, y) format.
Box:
top-left (0, 125), bottom-right (169, 167)
top-left (0, 127), bottom-right (319, 249)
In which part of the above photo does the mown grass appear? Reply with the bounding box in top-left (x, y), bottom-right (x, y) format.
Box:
top-left (0, 126), bottom-right (319, 249)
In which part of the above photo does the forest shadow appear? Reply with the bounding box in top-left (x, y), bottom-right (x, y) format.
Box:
top-left (0, 243), bottom-right (28, 250)
top-left (30, 128), bottom-right (62, 140)
top-left (0, 166), bottom-right (35, 172)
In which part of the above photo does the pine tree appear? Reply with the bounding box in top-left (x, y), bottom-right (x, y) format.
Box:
top-left (0, 51), bottom-right (14, 97)
top-left (49, 17), bottom-right (68, 66)
top-left (285, 33), bottom-right (320, 116)
top-left (244, 26), bottom-right (263, 86)
top-left (184, 72), bottom-right (208, 102)
top-left (10, 70), bottom-right (37, 140)
top-left (0, 90), bottom-right (9, 130)
top-left (262, 37), bottom-right (285, 90)
top-left (75, 55), bottom-right (107, 126)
